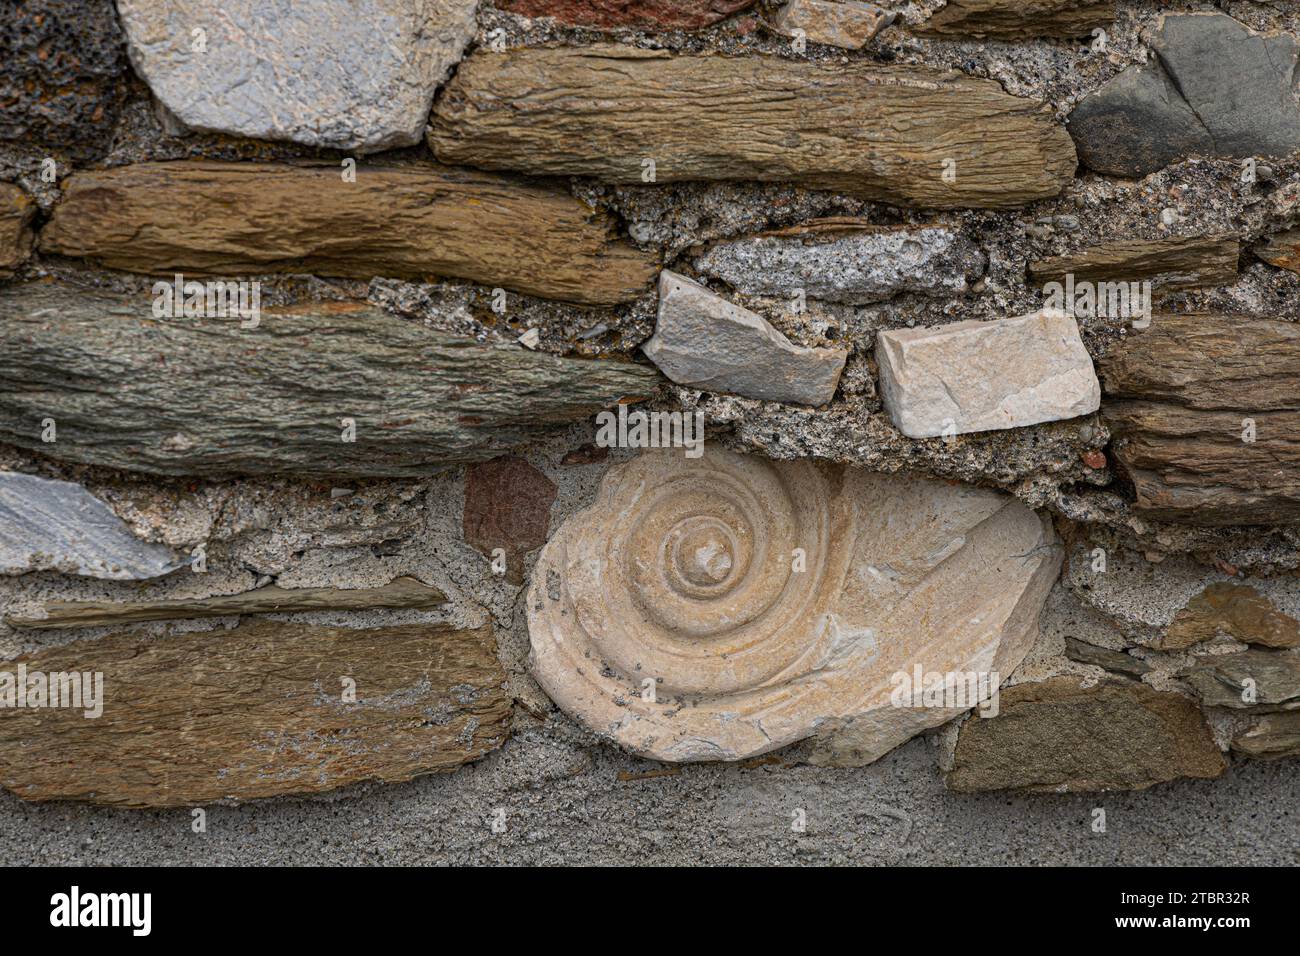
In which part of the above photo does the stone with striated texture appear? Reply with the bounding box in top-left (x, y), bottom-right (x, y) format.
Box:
top-left (0, 472), bottom-right (185, 580)
top-left (1028, 235), bottom-right (1239, 292)
top-left (0, 621), bottom-right (509, 807)
top-left (695, 221), bottom-right (985, 304)
top-left (772, 0), bottom-right (895, 50)
top-left (0, 284), bottom-right (662, 478)
top-left (1100, 314), bottom-right (1300, 526)
top-left (1233, 712), bottom-right (1300, 760)
top-left (116, 0), bottom-right (479, 152)
top-left (1254, 228), bottom-right (1300, 274)
top-left (5, 577), bottom-right (447, 629)
top-left (947, 677), bottom-right (1226, 792)
top-left (1069, 13), bottom-right (1300, 177)
top-left (914, 0), bottom-right (1113, 39)
top-left (1182, 648), bottom-right (1300, 711)
top-left (1160, 582), bottom-right (1300, 651)
top-left (644, 271), bottom-right (847, 406)
top-left (464, 456), bottom-right (558, 585)
top-left (429, 45), bottom-right (1077, 209)
top-left (493, 0), bottom-right (754, 29)
top-left (0, 185), bottom-right (36, 278)
top-left (1063, 637), bottom-right (1151, 677)
top-left (528, 448), bottom-right (1061, 763)
top-left (40, 161), bottom-right (655, 307)
top-left (876, 310), bottom-right (1100, 439)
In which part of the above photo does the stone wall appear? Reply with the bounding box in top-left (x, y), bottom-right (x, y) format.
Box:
top-left (1, 0), bottom-right (1298, 865)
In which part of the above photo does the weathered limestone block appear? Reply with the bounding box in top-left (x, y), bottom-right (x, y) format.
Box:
top-left (914, 0), bottom-right (1113, 39)
top-left (0, 621), bottom-right (509, 807)
top-left (1160, 583), bottom-right (1300, 651)
top-left (876, 310), bottom-right (1100, 439)
top-left (0, 473), bottom-right (185, 580)
top-left (116, 0), bottom-right (479, 152)
top-left (0, 0), bottom-right (127, 156)
top-left (527, 449), bottom-right (1061, 763)
top-left (1028, 236), bottom-right (1240, 292)
top-left (772, 1), bottom-right (895, 50)
top-left (644, 271), bottom-right (846, 405)
top-left (947, 677), bottom-right (1226, 792)
top-left (695, 221), bottom-right (985, 304)
top-left (1182, 649), bottom-right (1300, 711)
top-left (1233, 712), bottom-right (1300, 760)
top-left (429, 46), bottom-right (1077, 208)
top-left (0, 285), bottom-right (662, 478)
top-left (39, 161), bottom-right (655, 306)
top-left (1099, 314), bottom-right (1300, 525)
top-left (0, 185), bottom-right (36, 278)
top-left (493, 0), bottom-right (754, 29)
top-left (1254, 228), bottom-right (1300, 274)
top-left (1069, 14), bottom-right (1300, 177)
top-left (5, 577), bottom-right (447, 629)
top-left (463, 456), bottom-right (558, 585)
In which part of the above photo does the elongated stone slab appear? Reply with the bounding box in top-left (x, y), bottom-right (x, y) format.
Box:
top-left (5, 577), bottom-right (447, 630)
top-left (429, 46), bottom-right (1077, 208)
top-left (1182, 649), bottom-right (1300, 711)
top-left (696, 222), bottom-right (985, 304)
top-left (494, 0), bottom-right (754, 28)
top-left (116, 0), bottom-right (479, 153)
top-left (0, 621), bottom-right (509, 807)
top-left (1028, 236), bottom-right (1239, 292)
top-left (528, 448), bottom-right (1061, 763)
top-left (0, 472), bottom-right (185, 580)
top-left (1233, 712), bottom-right (1300, 760)
top-left (0, 184), bottom-right (35, 278)
top-left (1160, 582), bottom-right (1300, 651)
top-left (877, 310), bottom-right (1100, 439)
top-left (914, 0), bottom-right (1113, 39)
top-left (947, 678), bottom-right (1225, 792)
top-left (772, 0), bottom-right (895, 50)
top-left (644, 271), bottom-right (847, 405)
top-left (1254, 228), bottom-right (1300, 274)
top-left (0, 285), bottom-right (662, 478)
top-left (39, 161), bottom-right (656, 306)
top-left (1100, 314), bottom-right (1300, 525)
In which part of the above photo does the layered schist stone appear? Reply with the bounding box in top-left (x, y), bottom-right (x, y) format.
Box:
top-left (0, 285), bottom-right (662, 478)
top-left (116, 0), bottom-right (479, 152)
top-left (1069, 14), bottom-right (1300, 177)
top-left (1100, 315), bottom-right (1300, 525)
top-left (914, 0), bottom-right (1113, 39)
top-left (947, 678), bottom-right (1225, 792)
top-left (1028, 236), bottom-right (1240, 292)
top-left (527, 449), bottom-right (1061, 764)
top-left (1182, 649), bottom-right (1300, 711)
top-left (429, 46), bottom-right (1077, 208)
top-left (493, 0), bottom-right (754, 28)
top-left (5, 577), bottom-right (447, 629)
top-left (695, 222), bottom-right (985, 304)
top-left (644, 271), bottom-right (847, 406)
top-left (772, 1), bottom-right (895, 50)
top-left (0, 621), bottom-right (509, 807)
top-left (1254, 228), bottom-right (1300, 274)
top-left (0, 185), bottom-right (36, 278)
top-left (0, 473), bottom-right (185, 580)
top-left (39, 162), bottom-right (655, 307)
top-left (876, 310), bottom-right (1100, 439)
top-left (1161, 583), bottom-right (1300, 651)
top-left (1233, 712), bottom-right (1300, 760)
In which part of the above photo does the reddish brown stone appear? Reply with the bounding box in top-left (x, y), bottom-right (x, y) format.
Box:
top-left (493, 0), bottom-right (754, 30)
top-left (561, 444), bottom-right (610, 466)
top-left (1080, 449), bottom-right (1107, 469)
top-left (464, 456), bottom-right (558, 584)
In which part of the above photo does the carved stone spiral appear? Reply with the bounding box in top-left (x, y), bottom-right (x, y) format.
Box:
top-left (528, 449), bottom-right (1061, 763)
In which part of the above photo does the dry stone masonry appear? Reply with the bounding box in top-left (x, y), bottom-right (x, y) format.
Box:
top-left (0, 0), bottom-right (1299, 858)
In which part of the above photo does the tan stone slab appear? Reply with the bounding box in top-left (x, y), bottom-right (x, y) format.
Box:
top-left (0, 184), bottom-right (35, 277)
top-left (1254, 227), bottom-right (1300, 274)
top-left (0, 621), bottom-right (509, 807)
top-left (1028, 235), bottom-right (1240, 291)
top-left (1159, 582), bottom-right (1300, 650)
top-left (528, 448), bottom-right (1060, 763)
top-left (39, 161), bottom-right (656, 306)
top-left (1233, 711), bottom-right (1300, 760)
top-left (429, 46), bottom-right (1077, 209)
top-left (772, 0), bottom-right (895, 50)
top-left (914, 0), bottom-right (1114, 39)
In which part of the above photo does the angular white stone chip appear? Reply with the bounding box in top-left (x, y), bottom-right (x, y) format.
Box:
top-left (643, 270), bottom-right (848, 406)
top-left (876, 309), bottom-right (1101, 439)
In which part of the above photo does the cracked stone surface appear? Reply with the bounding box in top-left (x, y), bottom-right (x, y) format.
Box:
top-left (1069, 13), bottom-right (1300, 177)
top-left (527, 448), bottom-right (1061, 764)
top-left (116, 0), bottom-right (480, 152)
top-left (876, 309), bottom-right (1100, 439)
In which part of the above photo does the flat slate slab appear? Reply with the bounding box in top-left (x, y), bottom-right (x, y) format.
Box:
top-left (116, 0), bottom-right (479, 152)
top-left (0, 285), bottom-right (662, 478)
top-left (0, 472), bottom-right (185, 580)
top-left (429, 45), bottom-right (1077, 209)
top-left (643, 271), bottom-right (847, 406)
top-left (39, 161), bottom-right (656, 307)
top-left (1028, 235), bottom-right (1239, 292)
top-left (913, 0), bottom-right (1113, 39)
top-left (876, 310), bottom-right (1100, 439)
top-left (0, 621), bottom-right (509, 807)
